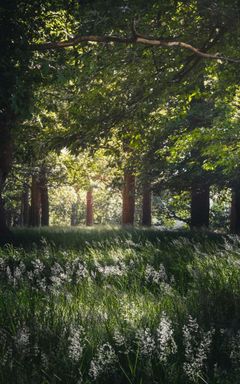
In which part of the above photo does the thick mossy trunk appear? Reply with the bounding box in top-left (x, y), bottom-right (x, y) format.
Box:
top-left (86, 187), bottom-right (93, 226)
top-left (142, 182), bottom-right (152, 226)
top-left (29, 175), bottom-right (41, 227)
top-left (190, 185), bottom-right (210, 229)
top-left (21, 184), bottom-right (29, 226)
top-left (122, 170), bottom-right (135, 226)
top-left (230, 186), bottom-right (240, 234)
top-left (0, 124), bottom-right (12, 237)
top-left (40, 169), bottom-right (49, 226)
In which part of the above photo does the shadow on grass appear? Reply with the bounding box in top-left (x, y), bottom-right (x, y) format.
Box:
top-left (0, 225), bottom-right (227, 250)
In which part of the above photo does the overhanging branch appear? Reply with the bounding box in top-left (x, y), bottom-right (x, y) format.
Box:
top-left (32, 33), bottom-right (240, 63)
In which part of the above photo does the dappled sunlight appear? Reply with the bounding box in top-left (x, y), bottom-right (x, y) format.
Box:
top-left (1, 0), bottom-right (240, 382)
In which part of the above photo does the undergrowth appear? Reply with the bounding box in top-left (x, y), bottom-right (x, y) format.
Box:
top-left (0, 229), bottom-right (239, 383)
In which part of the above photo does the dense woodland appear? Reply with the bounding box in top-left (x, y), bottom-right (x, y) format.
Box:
top-left (1, 0), bottom-right (240, 236)
top-left (1, 2), bottom-right (240, 383)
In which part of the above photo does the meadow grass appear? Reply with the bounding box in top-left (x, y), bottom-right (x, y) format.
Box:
top-left (10, 225), bottom-right (225, 249)
top-left (0, 228), bottom-right (239, 383)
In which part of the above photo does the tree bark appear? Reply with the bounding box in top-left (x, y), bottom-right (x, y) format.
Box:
top-left (190, 185), bottom-right (210, 229)
top-left (122, 170), bottom-right (135, 226)
top-left (0, 194), bottom-right (8, 234)
top-left (0, 124), bottom-right (12, 236)
top-left (29, 175), bottom-right (41, 227)
top-left (39, 168), bottom-right (49, 226)
top-left (142, 182), bottom-right (152, 226)
top-left (230, 186), bottom-right (240, 234)
top-left (86, 187), bottom-right (94, 226)
top-left (20, 184), bottom-right (29, 226)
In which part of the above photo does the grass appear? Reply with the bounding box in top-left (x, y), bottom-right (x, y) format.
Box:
top-left (10, 225), bottom-right (226, 249)
top-left (0, 227), bottom-right (239, 383)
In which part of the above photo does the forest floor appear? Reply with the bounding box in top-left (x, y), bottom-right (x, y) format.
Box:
top-left (0, 227), bottom-right (239, 383)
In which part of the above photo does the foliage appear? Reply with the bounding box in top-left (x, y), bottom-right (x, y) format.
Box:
top-left (49, 186), bottom-right (122, 226)
top-left (1, 0), bottom-right (240, 233)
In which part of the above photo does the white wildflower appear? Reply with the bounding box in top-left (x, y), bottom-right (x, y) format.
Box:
top-left (113, 330), bottom-right (126, 348)
top-left (19, 261), bottom-right (26, 273)
top-left (89, 342), bottom-right (117, 380)
top-left (113, 330), bottom-right (131, 354)
top-left (68, 325), bottom-right (85, 362)
top-left (156, 312), bottom-right (177, 363)
top-left (159, 264), bottom-right (168, 281)
top-left (97, 263), bottom-right (126, 277)
top-left (75, 262), bottom-right (88, 279)
top-left (229, 330), bottom-right (240, 371)
top-left (183, 316), bottom-right (214, 381)
top-left (15, 326), bottom-right (30, 353)
top-left (32, 259), bottom-right (45, 275)
top-left (0, 258), bottom-right (5, 271)
top-left (37, 277), bottom-right (47, 292)
top-left (145, 264), bottom-right (168, 284)
top-left (125, 239), bottom-right (138, 247)
top-left (50, 262), bottom-right (69, 288)
top-left (99, 311), bottom-right (108, 321)
top-left (136, 327), bottom-right (155, 357)
top-left (13, 266), bottom-right (22, 284)
top-left (6, 266), bottom-right (13, 283)
top-left (27, 271), bottom-right (34, 281)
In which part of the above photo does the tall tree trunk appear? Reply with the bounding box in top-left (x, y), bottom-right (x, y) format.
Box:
top-left (122, 170), bottom-right (135, 226)
top-left (142, 182), bottom-right (152, 226)
top-left (190, 185), bottom-right (210, 229)
top-left (0, 124), bottom-right (12, 236)
top-left (0, 195), bottom-right (8, 234)
top-left (86, 187), bottom-right (93, 226)
top-left (21, 184), bottom-right (29, 226)
top-left (230, 185), bottom-right (240, 234)
top-left (29, 175), bottom-right (41, 227)
top-left (40, 168), bottom-right (49, 226)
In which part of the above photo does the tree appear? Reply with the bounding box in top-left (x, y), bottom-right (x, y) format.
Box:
top-left (1, 0), bottom-right (240, 237)
top-left (58, 149), bottom-right (121, 226)
top-left (142, 181), bottom-right (152, 226)
top-left (39, 166), bottom-right (50, 226)
top-left (86, 187), bottom-right (94, 226)
top-left (29, 174), bottom-right (41, 227)
top-left (37, 0), bottom-right (238, 230)
top-left (0, 1), bottom-right (46, 234)
top-left (20, 183), bottom-right (30, 227)
top-left (122, 170), bottom-right (135, 226)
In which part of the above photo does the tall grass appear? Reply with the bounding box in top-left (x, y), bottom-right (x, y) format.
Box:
top-left (0, 229), bottom-right (239, 383)
top-left (10, 225), bottom-right (225, 249)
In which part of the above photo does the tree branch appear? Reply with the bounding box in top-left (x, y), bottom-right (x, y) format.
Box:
top-left (172, 27), bottom-right (227, 82)
top-left (32, 33), bottom-right (240, 63)
top-left (166, 209), bottom-right (190, 225)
